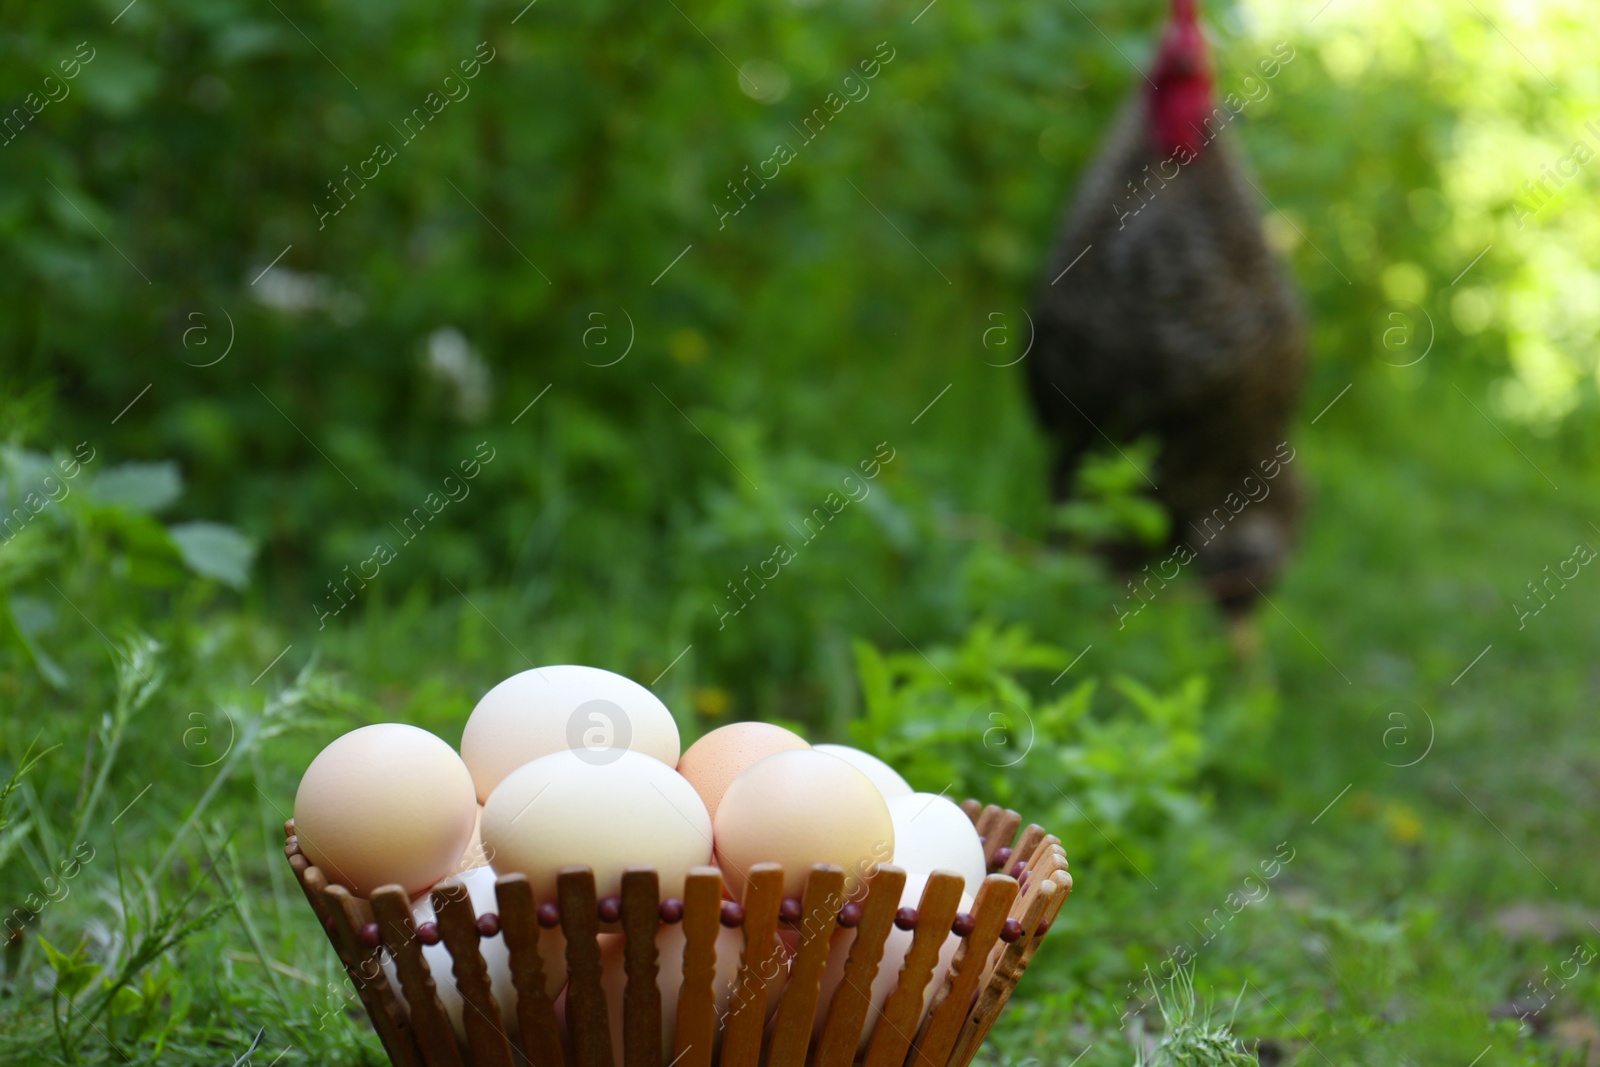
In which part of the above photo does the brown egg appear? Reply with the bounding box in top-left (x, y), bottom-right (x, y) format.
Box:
top-left (675, 722), bottom-right (810, 819)
top-left (714, 749), bottom-right (894, 901)
top-left (293, 723), bottom-right (477, 897)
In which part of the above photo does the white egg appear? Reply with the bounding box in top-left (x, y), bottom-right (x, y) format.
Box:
top-left (888, 793), bottom-right (987, 893)
top-left (381, 865), bottom-right (566, 1043)
top-left (461, 665), bottom-right (683, 802)
top-left (481, 749), bottom-right (713, 904)
top-left (813, 744), bottom-right (913, 803)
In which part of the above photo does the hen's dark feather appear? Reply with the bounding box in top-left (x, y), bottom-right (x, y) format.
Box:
top-left (1028, 96), bottom-right (1307, 614)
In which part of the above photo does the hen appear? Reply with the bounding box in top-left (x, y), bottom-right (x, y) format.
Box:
top-left (1027, 0), bottom-right (1306, 627)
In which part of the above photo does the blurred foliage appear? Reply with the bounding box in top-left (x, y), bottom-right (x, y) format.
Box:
top-left (2, 0), bottom-right (1596, 720)
top-left (852, 622), bottom-right (1208, 875)
top-left (1051, 442), bottom-right (1171, 548)
top-left (1, 443), bottom-right (254, 687)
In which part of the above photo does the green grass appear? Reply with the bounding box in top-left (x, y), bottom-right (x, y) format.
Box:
top-left (3, 364), bottom-right (1597, 1066)
top-left (975, 379), bottom-right (1600, 1067)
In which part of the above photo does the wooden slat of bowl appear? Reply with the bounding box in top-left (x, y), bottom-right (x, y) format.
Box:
top-left (319, 879), bottom-right (423, 1067)
top-left (980, 811), bottom-right (1022, 870)
top-left (949, 876), bottom-right (1061, 1067)
top-left (1025, 836), bottom-right (1061, 877)
top-left (289, 848), bottom-right (344, 959)
top-left (1017, 862), bottom-right (1071, 970)
top-left (497, 873), bottom-right (566, 1067)
top-left (959, 800), bottom-right (982, 824)
top-left (371, 885), bottom-right (464, 1067)
top-left (288, 853), bottom-right (329, 933)
top-left (860, 870), bottom-right (963, 1067)
top-left (721, 864), bottom-right (784, 1067)
top-left (620, 868), bottom-right (663, 1067)
top-left (812, 864), bottom-right (907, 1067)
top-left (963, 839), bottom-right (1063, 1011)
top-left (432, 879), bottom-right (513, 1067)
top-left (1008, 825), bottom-right (1047, 872)
top-left (1011, 848), bottom-right (1067, 968)
top-left (558, 868), bottom-right (612, 1067)
top-left (947, 845), bottom-right (1059, 1067)
top-left (767, 864), bottom-right (846, 1067)
top-left (1025, 845), bottom-right (1065, 894)
top-left (672, 866), bottom-right (723, 1067)
top-left (909, 874), bottom-right (1018, 1066)
top-left (1022, 845), bottom-right (1072, 959)
top-left (994, 869), bottom-right (1071, 1044)
top-left (973, 805), bottom-right (1002, 846)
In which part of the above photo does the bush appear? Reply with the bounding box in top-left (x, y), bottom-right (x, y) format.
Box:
top-left (849, 621), bottom-right (1209, 876)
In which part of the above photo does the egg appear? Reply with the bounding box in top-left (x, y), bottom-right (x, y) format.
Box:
top-left (382, 865), bottom-right (566, 1043)
top-left (482, 749), bottom-right (713, 903)
top-left (813, 873), bottom-right (969, 1053)
top-left (814, 744), bottom-right (913, 803)
top-left (888, 793), bottom-right (987, 893)
top-left (592, 923), bottom-right (790, 1063)
top-left (293, 723), bottom-right (477, 897)
top-left (461, 665), bottom-right (683, 803)
top-left (676, 723), bottom-right (810, 819)
top-left (455, 806), bottom-right (490, 874)
top-left (714, 750), bottom-right (894, 901)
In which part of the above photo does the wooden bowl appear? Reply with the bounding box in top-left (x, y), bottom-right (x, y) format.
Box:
top-left (284, 800), bottom-right (1070, 1067)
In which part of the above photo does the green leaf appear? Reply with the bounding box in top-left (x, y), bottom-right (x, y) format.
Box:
top-left (37, 936), bottom-right (101, 999)
top-left (0, 448), bottom-right (55, 508)
top-left (158, 976), bottom-right (193, 1046)
top-left (72, 45), bottom-right (161, 117)
top-left (105, 980), bottom-right (143, 1018)
top-left (167, 521), bottom-right (256, 590)
top-left (5, 593), bottom-right (68, 689)
top-left (99, 509), bottom-right (188, 588)
top-left (36, 934), bottom-right (70, 972)
top-left (90, 462), bottom-right (182, 513)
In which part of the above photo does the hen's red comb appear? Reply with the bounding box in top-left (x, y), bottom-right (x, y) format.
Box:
top-left (1147, 0), bottom-right (1214, 155)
